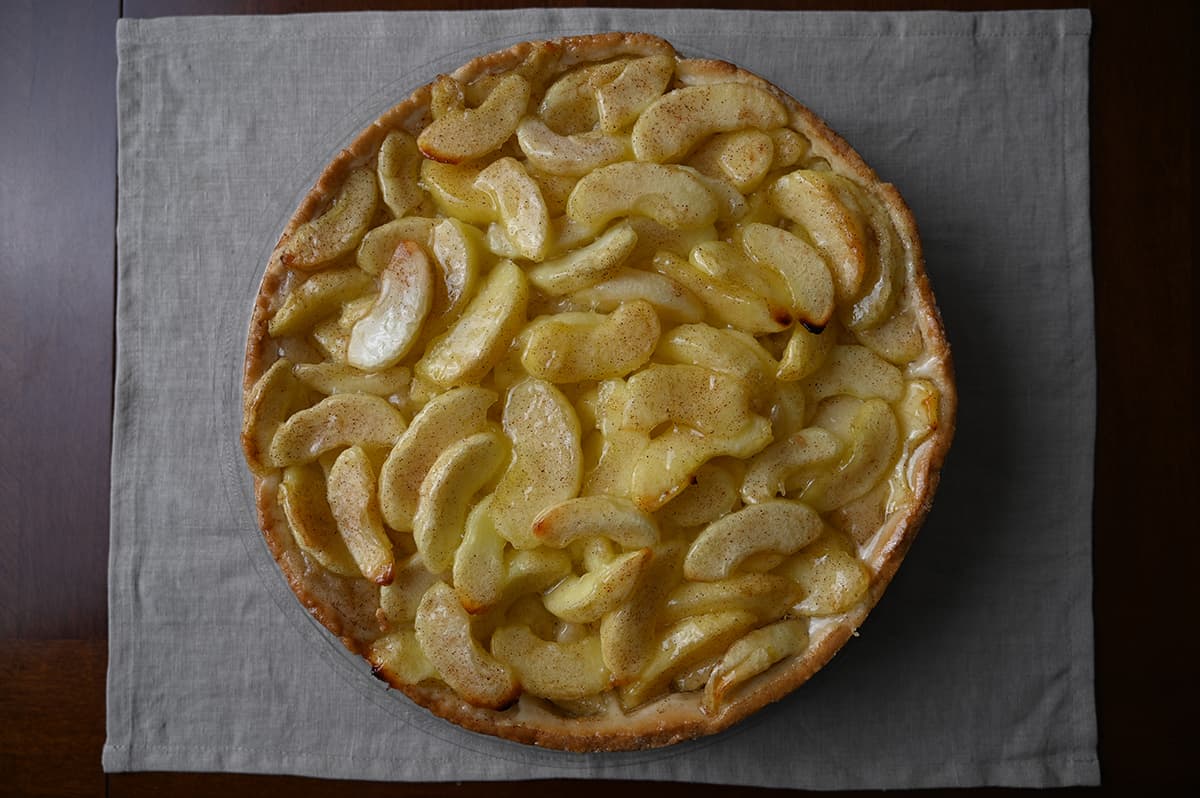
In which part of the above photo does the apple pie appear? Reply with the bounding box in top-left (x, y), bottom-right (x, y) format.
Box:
top-left (241, 32), bottom-right (955, 751)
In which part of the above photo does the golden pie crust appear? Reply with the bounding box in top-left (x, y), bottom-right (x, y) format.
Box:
top-left (242, 33), bottom-right (956, 751)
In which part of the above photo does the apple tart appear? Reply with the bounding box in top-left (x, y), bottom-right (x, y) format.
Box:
top-left (241, 33), bottom-right (955, 751)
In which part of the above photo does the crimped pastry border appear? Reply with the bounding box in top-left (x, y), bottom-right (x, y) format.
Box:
top-left (241, 32), bottom-right (956, 752)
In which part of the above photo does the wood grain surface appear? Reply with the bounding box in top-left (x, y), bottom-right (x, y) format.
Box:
top-left (0, 0), bottom-right (1192, 795)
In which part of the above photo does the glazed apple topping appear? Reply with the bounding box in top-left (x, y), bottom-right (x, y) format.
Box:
top-left (244, 42), bottom-right (944, 722)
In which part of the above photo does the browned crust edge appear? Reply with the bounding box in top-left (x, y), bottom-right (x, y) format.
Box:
top-left (239, 33), bottom-right (957, 753)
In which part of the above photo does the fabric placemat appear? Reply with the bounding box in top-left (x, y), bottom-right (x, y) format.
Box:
top-left (105, 8), bottom-right (1098, 788)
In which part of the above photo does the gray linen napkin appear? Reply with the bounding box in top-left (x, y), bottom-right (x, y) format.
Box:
top-left (105, 9), bottom-right (1098, 787)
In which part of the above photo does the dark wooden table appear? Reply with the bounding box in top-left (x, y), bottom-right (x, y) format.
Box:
top-left (1, 1), bottom-right (1192, 795)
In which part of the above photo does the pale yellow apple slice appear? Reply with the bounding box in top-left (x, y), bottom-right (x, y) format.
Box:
top-left (655, 324), bottom-right (779, 389)
top-left (474, 157), bottom-right (550, 261)
top-left (630, 420), bottom-right (771, 512)
top-left (490, 378), bottom-right (583, 549)
top-left (414, 582), bottom-right (519, 709)
top-left (378, 386), bottom-right (496, 532)
top-left (887, 379), bottom-right (941, 510)
top-left (491, 595), bottom-right (558, 647)
top-left (681, 167), bottom-right (747, 221)
top-left (662, 573), bottom-right (802, 625)
top-left (569, 267), bottom-right (705, 324)
top-left (777, 532), bottom-right (871, 616)
top-left (280, 167), bottom-right (379, 270)
top-left (367, 629), bottom-right (437, 686)
top-left (531, 495), bottom-right (660, 549)
top-left (309, 294), bottom-right (376, 363)
top-left (683, 499), bottom-right (825, 581)
top-left (803, 398), bottom-right (900, 512)
top-left (292, 362), bottom-right (411, 397)
top-left (427, 218), bottom-right (487, 333)
top-left (690, 240), bottom-right (787, 301)
top-left (267, 393), bottom-right (406, 467)
top-left (347, 241), bottom-right (434, 371)
top-left (578, 536), bottom-right (618, 572)
top-left (377, 129), bottom-right (423, 218)
top-left (807, 395), bottom-right (862, 442)
top-left (267, 266), bottom-right (373, 338)
top-left (516, 117), bottom-right (628, 176)
top-left (599, 542), bottom-right (683, 684)
top-left (687, 129), bottom-right (774, 193)
top-left (622, 364), bottom-right (761, 436)
top-left (595, 55), bottom-right (675, 133)
top-left (452, 495), bottom-right (507, 614)
top-left (567, 162), bottom-right (718, 231)
top-left (429, 73), bottom-right (464, 118)
top-left (326, 445), bottom-right (394, 585)
top-left (777, 324), bottom-right (836, 382)
top-left (631, 83), bottom-right (787, 163)
top-left (419, 160), bottom-right (497, 225)
top-left (243, 358), bottom-right (308, 475)
top-left (843, 195), bottom-right (904, 331)
top-left (415, 259), bottom-right (529, 389)
top-left (528, 169), bottom-right (579, 218)
top-left (805, 345), bottom-right (904, 403)
top-left (412, 430), bottom-right (509, 574)
top-left (491, 625), bottom-right (610, 701)
top-left (649, 251), bottom-right (791, 334)
top-left (498, 549), bottom-right (573, 606)
top-left (740, 222), bottom-right (836, 332)
top-left (769, 169), bottom-right (868, 301)
top-left (539, 59), bottom-right (630, 135)
top-left (278, 463), bottom-right (359, 577)
top-left (769, 381), bottom-right (809, 438)
top-left (356, 217), bottom-right (436, 275)
top-left (770, 128), bottom-right (810, 170)
top-left (624, 216), bottom-right (718, 263)
top-left (380, 554), bottom-right (440, 625)
top-left (526, 221), bottom-right (637, 295)
top-left (581, 425), bottom-right (650, 500)
top-left (521, 300), bottom-right (660, 383)
top-left (741, 427), bottom-right (842, 504)
top-left (855, 308), bottom-right (924, 365)
top-left (618, 610), bottom-right (756, 709)
top-left (543, 548), bottom-right (651, 624)
top-left (655, 461), bottom-right (740, 529)
top-left (417, 73), bottom-right (530, 164)
top-left (703, 619), bottom-right (809, 712)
